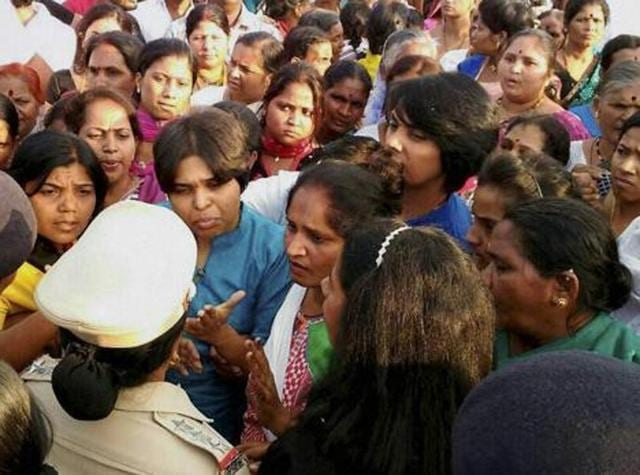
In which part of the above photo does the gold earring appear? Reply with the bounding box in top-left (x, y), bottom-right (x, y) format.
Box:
top-left (169, 353), bottom-right (181, 367)
top-left (552, 297), bottom-right (568, 308)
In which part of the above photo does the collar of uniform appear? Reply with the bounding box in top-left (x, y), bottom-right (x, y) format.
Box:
top-left (115, 381), bottom-right (211, 422)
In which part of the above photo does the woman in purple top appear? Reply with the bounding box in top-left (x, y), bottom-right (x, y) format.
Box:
top-left (495, 29), bottom-right (590, 141)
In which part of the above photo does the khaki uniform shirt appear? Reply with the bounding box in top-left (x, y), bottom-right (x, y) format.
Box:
top-left (24, 356), bottom-right (249, 475)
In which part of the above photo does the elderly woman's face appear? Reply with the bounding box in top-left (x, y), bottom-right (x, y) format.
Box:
top-left (0, 75), bottom-right (41, 138)
top-left (27, 163), bottom-right (97, 250)
top-left (168, 155), bottom-right (241, 242)
top-left (482, 220), bottom-right (557, 334)
top-left (595, 84), bottom-right (640, 145)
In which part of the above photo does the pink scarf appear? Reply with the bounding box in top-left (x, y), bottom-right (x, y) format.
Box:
top-left (136, 108), bottom-right (164, 142)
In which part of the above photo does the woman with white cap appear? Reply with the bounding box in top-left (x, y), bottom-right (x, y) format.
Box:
top-left (23, 201), bottom-right (249, 474)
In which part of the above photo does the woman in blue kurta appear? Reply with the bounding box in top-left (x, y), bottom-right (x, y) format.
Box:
top-left (381, 73), bottom-right (498, 249)
top-left (154, 108), bottom-right (291, 443)
top-left (483, 198), bottom-right (640, 370)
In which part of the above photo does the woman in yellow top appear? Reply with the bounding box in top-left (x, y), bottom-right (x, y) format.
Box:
top-left (1, 130), bottom-right (107, 327)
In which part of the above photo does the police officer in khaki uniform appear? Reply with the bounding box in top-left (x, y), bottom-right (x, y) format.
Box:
top-left (23, 201), bottom-right (249, 475)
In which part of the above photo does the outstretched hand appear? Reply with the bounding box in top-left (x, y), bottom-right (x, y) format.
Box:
top-left (185, 290), bottom-right (246, 344)
top-left (246, 339), bottom-right (292, 436)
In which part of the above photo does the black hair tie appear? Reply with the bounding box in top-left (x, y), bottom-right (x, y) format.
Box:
top-left (52, 343), bottom-right (120, 421)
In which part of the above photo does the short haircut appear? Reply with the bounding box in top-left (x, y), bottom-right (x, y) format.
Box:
top-left (213, 100), bottom-right (262, 154)
top-left (154, 109), bottom-right (250, 192)
top-left (235, 32), bottom-right (285, 75)
top-left (283, 26), bottom-right (331, 63)
top-left (385, 73), bottom-right (498, 194)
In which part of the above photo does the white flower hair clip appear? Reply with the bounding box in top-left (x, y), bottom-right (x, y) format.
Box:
top-left (375, 226), bottom-right (410, 268)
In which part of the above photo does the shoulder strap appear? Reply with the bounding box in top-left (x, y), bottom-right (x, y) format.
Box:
top-left (21, 355), bottom-right (58, 382)
top-left (153, 412), bottom-right (250, 474)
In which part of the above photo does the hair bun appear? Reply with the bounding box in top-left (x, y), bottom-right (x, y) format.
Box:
top-left (604, 261), bottom-right (633, 311)
top-left (52, 345), bottom-right (120, 421)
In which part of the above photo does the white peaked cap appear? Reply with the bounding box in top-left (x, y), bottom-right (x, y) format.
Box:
top-left (35, 201), bottom-right (197, 348)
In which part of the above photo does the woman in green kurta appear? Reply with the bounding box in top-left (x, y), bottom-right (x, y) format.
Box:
top-left (483, 197), bottom-right (640, 369)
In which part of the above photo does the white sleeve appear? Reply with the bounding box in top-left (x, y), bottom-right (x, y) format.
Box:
top-left (0, 2), bottom-right (36, 64)
top-left (566, 141), bottom-right (587, 171)
top-left (241, 171), bottom-right (300, 225)
top-left (612, 217), bottom-right (640, 335)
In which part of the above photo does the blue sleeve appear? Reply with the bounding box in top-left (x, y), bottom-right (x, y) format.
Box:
top-left (250, 247), bottom-right (292, 341)
top-left (458, 55), bottom-right (485, 78)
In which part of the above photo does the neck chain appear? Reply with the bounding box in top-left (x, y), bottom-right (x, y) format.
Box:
top-left (497, 94), bottom-right (545, 115)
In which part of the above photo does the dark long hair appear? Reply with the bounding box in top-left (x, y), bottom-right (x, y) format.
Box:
top-left (263, 220), bottom-right (495, 475)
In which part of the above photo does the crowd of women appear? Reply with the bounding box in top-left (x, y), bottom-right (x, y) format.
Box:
top-left (0, 0), bottom-right (639, 473)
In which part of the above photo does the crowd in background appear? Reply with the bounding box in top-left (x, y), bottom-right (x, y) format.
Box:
top-left (1, 0), bottom-right (639, 473)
